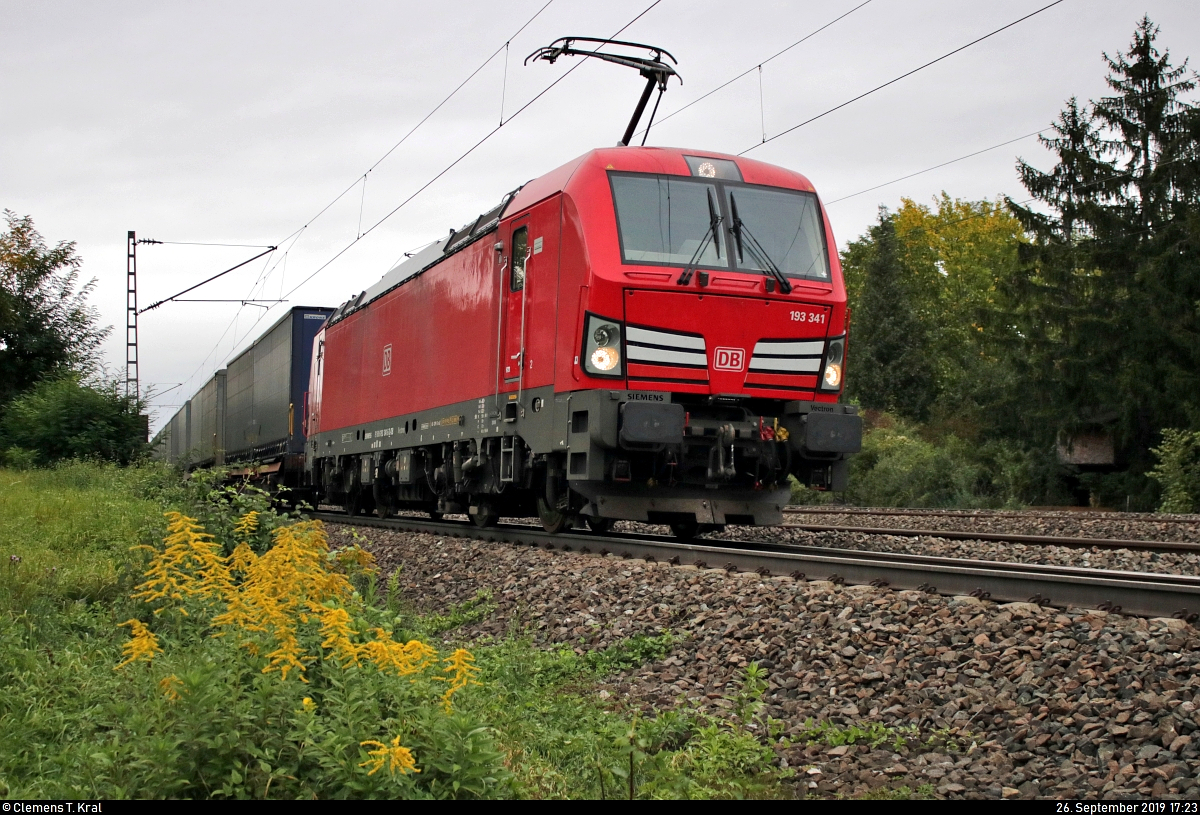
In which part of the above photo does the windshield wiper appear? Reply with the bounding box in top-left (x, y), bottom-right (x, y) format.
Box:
top-left (677, 189), bottom-right (722, 286)
top-left (729, 192), bottom-right (792, 294)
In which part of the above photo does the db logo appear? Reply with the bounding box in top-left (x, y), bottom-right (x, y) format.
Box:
top-left (713, 347), bottom-right (745, 372)
top-left (382, 344), bottom-right (393, 376)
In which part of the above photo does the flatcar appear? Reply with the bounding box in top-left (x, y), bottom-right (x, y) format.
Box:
top-left (305, 146), bottom-right (860, 538)
top-left (152, 305), bottom-right (332, 493)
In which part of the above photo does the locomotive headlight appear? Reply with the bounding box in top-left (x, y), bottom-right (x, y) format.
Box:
top-left (594, 323), bottom-right (618, 347)
top-left (582, 313), bottom-right (624, 378)
top-left (590, 346), bottom-right (620, 371)
top-left (823, 362), bottom-right (842, 388)
top-left (819, 336), bottom-right (845, 392)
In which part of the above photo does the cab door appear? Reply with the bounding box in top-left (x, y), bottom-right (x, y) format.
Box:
top-left (500, 217), bottom-right (530, 386)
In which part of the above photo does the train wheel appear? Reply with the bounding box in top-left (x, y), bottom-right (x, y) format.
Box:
top-left (428, 509), bottom-right (444, 522)
top-left (373, 481), bottom-right (395, 520)
top-left (471, 499), bottom-right (499, 528)
top-left (585, 517), bottom-right (612, 534)
top-left (669, 519), bottom-right (699, 541)
top-left (346, 490), bottom-right (363, 518)
top-left (537, 497), bottom-right (573, 534)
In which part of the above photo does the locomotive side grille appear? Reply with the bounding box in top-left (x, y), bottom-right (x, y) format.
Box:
top-left (626, 326), bottom-right (708, 370)
top-left (748, 339), bottom-right (824, 374)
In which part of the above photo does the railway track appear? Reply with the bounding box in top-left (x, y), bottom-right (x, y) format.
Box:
top-left (779, 521), bottom-right (1200, 553)
top-left (314, 512), bottom-right (1200, 621)
top-left (785, 505), bottom-right (1200, 524)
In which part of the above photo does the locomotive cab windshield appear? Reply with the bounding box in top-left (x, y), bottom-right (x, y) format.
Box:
top-left (609, 171), bottom-right (831, 282)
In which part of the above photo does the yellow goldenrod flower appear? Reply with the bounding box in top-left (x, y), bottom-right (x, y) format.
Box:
top-left (233, 511), bottom-right (260, 543)
top-left (358, 630), bottom-right (438, 676)
top-left (301, 696), bottom-right (316, 712)
top-left (359, 736), bottom-right (419, 776)
top-left (211, 520), bottom-right (355, 680)
top-left (438, 648), bottom-right (482, 712)
top-left (130, 516), bottom-right (461, 690)
top-left (159, 674), bottom-right (184, 701)
top-left (228, 541), bottom-right (257, 574)
top-left (133, 512), bottom-right (231, 607)
top-left (115, 619), bottom-right (162, 669)
top-left (317, 605), bottom-right (361, 667)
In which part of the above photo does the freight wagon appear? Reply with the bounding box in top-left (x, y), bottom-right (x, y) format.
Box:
top-left (152, 306), bottom-right (332, 492)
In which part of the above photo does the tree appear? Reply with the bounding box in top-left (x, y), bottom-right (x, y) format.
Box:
top-left (843, 210), bottom-right (938, 420)
top-left (0, 211), bottom-right (108, 408)
top-left (1006, 17), bottom-right (1199, 498)
top-left (0, 375), bottom-right (148, 467)
top-left (843, 198), bottom-right (1026, 434)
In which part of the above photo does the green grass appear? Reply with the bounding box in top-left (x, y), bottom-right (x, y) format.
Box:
top-left (854, 784), bottom-right (937, 800)
top-left (457, 636), bottom-right (794, 799)
top-left (0, 462), bottom-right (175, 615)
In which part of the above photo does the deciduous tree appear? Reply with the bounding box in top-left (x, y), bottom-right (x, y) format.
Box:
top-left (0, 211), bottom-right (108, 408)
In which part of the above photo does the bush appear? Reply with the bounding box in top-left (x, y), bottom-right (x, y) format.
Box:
top-left (1149, 429), bottom-right (1200, 513)
top-left (791, 412), bottom-right (1059, 508)
top-left (0, 375), bottom-right (148, 466)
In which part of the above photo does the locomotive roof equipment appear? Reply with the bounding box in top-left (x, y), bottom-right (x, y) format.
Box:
top-left (525, 37), bottom-right (680, 147)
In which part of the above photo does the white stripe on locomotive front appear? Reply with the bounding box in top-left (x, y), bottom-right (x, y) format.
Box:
top-left (751, 339), bottom-right (825, 356)
top-left (626, 326), bottom-right (706, 351)
top-left (625, 346), bottom-right (709, 367)
top-left (748, 357), bottom-right (822, 373)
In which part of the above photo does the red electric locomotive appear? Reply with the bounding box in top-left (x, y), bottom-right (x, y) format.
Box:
top-left (305, 144), bottom-right (861, 538)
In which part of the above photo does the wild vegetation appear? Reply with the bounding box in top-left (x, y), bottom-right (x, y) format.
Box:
top-left (0, 462), bottom-right (801, 799)
top-left (840, 18), bottom-right (1200, 511)
top-left (2, 19), bottom-right (1196, 507)
top-left (0, 211), bottom-right (147, 466)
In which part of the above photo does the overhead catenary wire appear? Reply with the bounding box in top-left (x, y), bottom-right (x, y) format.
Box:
top-left (757, 65), bottom-right (765, 144)
top-left (281, 0), bottom-right (665, 301)
top-left (891, 155), bottom-right (1191, 239)
top-left (137, 240), bottom-right (277, 248)
top-left (155, 1), bottom-right (664, 425)
top-left (636, 0), bottom-right (875, 139)
top-left (277, 0), bottom-right (560, 249)
top-left (152, 1), bottom-right (561, 415)
top-left (818, 58), bottom-right (1197, 210)
top-left (165, 243), bottom-right (285, 408)
top-left (500, 41), bottom-right (511, 125)
top-left (739, 0), bottom-right (1069, 156)
top-left (825, 128), bottom-right (1048, 205)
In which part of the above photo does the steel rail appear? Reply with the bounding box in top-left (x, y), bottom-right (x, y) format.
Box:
top-left (784, 506), bottom-right (1200, 525)
top-left (314, 512), bottom-right (1200, 620)
top-left (780, 522), bottom-right (1200, 553)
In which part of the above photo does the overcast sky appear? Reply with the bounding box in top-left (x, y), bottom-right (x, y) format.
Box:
top-left (2, 0), bottom-right (1196, 433)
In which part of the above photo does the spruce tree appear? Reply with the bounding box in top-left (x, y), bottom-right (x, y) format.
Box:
top-left (845, 210), bottom-right (937, 421)
top-left (1006, 17), bottom-right (1199, 502)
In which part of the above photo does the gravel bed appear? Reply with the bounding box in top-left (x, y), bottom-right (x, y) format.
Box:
top-left (784, 508), bottom-right (1200, 544)
top-left (330, 522), bottom-right (1200, 800)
